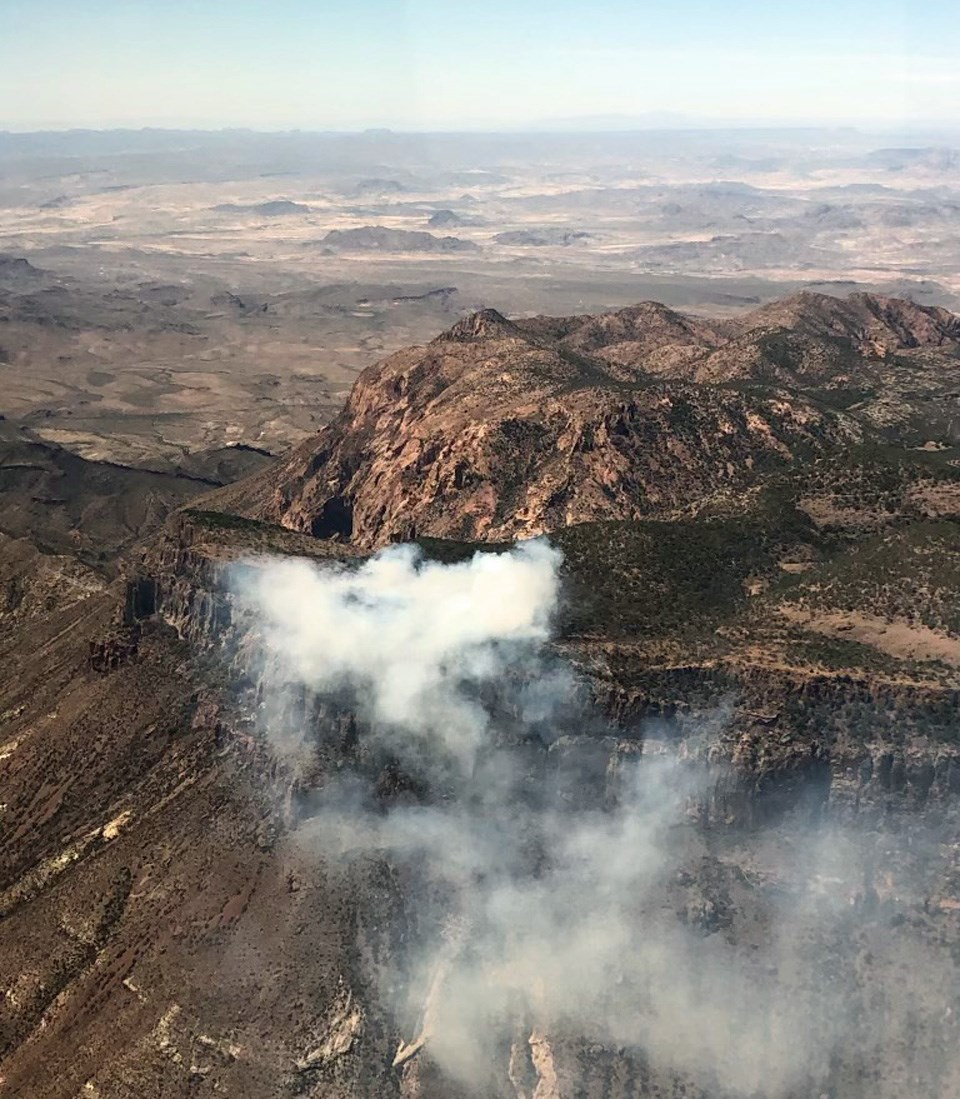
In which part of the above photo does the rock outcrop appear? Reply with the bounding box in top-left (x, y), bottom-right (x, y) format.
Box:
top-left (3, 293), bottom-right (960, 1097)
top-left (220, 293), bottom-right (960, 549)
top-left (315, 227), bottom-right (480, 254)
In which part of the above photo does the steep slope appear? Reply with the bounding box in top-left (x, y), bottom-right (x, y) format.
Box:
top-left (0, 531), bottom-right (105, 637)
top-left (4, 293), bottom-right (960, 1098)
top-left (218, 293), bottom-right (960, 549)
top-left (2, 505), bottom-right (959, 1098)
top-left (0, 423), bottom-right (273, 642)
top-left (0, 427), bottom-right (216, 564)
top-left (0, 570), bottom-right (399, 1099)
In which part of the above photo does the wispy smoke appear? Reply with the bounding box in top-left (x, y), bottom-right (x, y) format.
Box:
top-left (229, 541), bottom-right (960, 1097)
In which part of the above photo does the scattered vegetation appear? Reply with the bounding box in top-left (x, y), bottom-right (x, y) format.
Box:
top-left (551, 515), bottom-right (793, 639)
top-left (184, 508), bottom-right (281, 534)
top-left (414, 536), bottom-right (513, 564)
top-left (779, 520), bottom-right (960, 636)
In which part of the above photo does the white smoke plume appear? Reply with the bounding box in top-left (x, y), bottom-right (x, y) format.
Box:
top-left (238, 539), bottom-right (562, 769)
top-left (228, 541), bottom-right (960, 1097)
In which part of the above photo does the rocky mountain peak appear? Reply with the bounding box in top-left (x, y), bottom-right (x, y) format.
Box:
top-left (739, 290), bottom-right (960, 353)
top-left (202, 291), bottom-right (960, 551)
top-left (436, 307), bottom-right (519, 343)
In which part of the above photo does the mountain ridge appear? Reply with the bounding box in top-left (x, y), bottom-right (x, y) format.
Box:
top-left (207, 291), bottom-right (960, 549)
top-left (2, 290), bottom-right (960, 1097)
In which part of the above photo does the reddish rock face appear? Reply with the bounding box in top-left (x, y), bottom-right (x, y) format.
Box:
top-left (3, 292), bottom-right (959, 1099)
top-left (240, 293), bottom-right (958, 549)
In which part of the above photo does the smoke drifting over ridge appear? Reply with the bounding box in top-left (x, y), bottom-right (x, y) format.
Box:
top-left (229, 542), bottom-right (960, 1097)
top-left (237, 540), bottom-right (562, 768)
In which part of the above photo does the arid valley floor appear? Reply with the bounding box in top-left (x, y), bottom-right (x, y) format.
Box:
top-left (3, 128), bottom-right (959, 468)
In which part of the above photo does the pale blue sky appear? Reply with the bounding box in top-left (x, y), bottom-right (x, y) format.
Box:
top-left (1, 0), bottom-right (957, 130)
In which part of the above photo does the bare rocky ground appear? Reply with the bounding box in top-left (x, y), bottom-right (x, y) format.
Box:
top-left (2, 290), bottom-right (960, 1096)
top-left (1, 130), bottom-right (960, 1098)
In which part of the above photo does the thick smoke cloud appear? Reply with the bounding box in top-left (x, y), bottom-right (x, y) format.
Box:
top-left (229, 542), bottom-right (960, 1097)
top-left (237, 540), bottom-right (563, 768)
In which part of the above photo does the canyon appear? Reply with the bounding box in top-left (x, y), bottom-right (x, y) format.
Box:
top-left (1, 290), bottom-right (959, 1096)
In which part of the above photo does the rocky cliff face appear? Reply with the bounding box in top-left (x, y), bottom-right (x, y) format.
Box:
top-left (157, 513), bottom-right (960, 832)
top-left (219, 293), bottom-right (960, 549)
top-left (3, 293), bottom-right (960, 1098)
top-left (7, 509), bottom-right (957, 1097)
top-left (151, 517), bottom-right (960, 1096)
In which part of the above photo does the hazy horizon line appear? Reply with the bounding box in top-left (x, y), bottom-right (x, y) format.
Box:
top-left (1, 118), bottom-right (958, 139)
